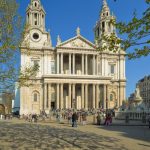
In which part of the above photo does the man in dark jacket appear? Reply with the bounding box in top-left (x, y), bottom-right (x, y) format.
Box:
top-left (72, 112), bottom-right (78, 127)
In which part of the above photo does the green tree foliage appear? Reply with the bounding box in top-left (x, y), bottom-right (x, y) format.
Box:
top-left (0, 0), bottom-right (38, 92)
top-left (101, 0), bottom-right (150, 59)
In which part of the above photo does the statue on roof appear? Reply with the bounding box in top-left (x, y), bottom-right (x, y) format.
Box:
top-left (76, 27), bottom-right (80, 36)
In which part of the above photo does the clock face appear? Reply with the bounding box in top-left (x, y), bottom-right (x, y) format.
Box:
top-left (33, 33), bottom-right (39, 40)
top-left (30, 29), bottom-right (42, 42)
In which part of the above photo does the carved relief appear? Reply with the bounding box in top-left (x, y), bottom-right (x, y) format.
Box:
top-left (71, 41), bottom-right (86, 48)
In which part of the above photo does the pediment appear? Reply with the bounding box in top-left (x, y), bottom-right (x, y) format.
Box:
top-left (58, 36), bottom-right (96, 50)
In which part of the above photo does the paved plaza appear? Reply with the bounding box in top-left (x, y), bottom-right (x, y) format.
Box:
top-left (0, 118), bottom-right (150, 150)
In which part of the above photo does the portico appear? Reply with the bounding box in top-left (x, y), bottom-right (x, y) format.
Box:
top-left (42, 79), bottom-right (111, 111)
top-left (56, 52), bottom-right (98, 76)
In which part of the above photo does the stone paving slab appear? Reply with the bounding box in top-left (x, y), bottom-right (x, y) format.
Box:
top-left (0, 119), bottom-right (150, 150)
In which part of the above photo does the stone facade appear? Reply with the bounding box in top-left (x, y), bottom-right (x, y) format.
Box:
top-left (137, 75), bottom-right (150, 108)
top-left (20, 0), bottom-right (126, 115)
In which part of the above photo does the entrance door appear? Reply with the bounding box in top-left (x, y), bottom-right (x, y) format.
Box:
top-left (51, 102), bottom-right (55, 110)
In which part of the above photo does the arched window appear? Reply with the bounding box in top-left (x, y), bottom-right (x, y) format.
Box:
top-left (32, 91), bottom-right (40, 102)
top-left (110, 92), bottom-right (116, 101)
top-left (34, 93), bottom-right (38, 102)
top-left (110, 94), bottom-right (113, 101)
top-left (35, 2), bottom-right (37, 7)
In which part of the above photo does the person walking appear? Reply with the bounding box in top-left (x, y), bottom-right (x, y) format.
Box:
top-left (96, 113), bottom-right (101, 125)
top-left (72, 112), bottom-right (78, 127)
top-left (68, 111), bottom-right (72, 124)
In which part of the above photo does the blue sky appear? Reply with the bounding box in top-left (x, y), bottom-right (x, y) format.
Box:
top-left (18, 0), bottom-right (150, 97)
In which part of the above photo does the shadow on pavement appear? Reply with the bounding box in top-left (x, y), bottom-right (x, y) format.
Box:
top-left (0, 121), bottom-right (129, 150)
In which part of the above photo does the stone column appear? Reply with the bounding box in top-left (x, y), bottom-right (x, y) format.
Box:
top-left (93, 55), bottom-right (96, 75)
top-left (61, 53), bottom-right (63, 74)
top-left (30, 13), bottom-right (32, 25)
top-left (60, 83), bottom-right (64, 109)
top-left (31, 13), bottom-right (33, 25)
top-left (69, 53), bottom-right (71, 74)
top-left (39, 14), bottom-right (41, 26)
top-left (73, 54), bottom-right (75, 74)
top-left (96, 55), bottom-right (98, 75)
top-left (82, 54), bottom-right (84, 75)
top-left (85, 54), bottom-right (88, 75)
top-left (103, 84), bottom-right (106, 109)
top-left (68, 84), bottom-right (71, 108)
top-left (123, 59), bottom-right (125, 79)
top-left (44, 83), bottom-right (47, 110)
top-left (102, 56), bottom-right (104, 76)
top-left (106, 85), bottom-right (109, 109)
top-left (56, 84), bottom-right (60, 109)
top-left (48, 84), bottom-right (51, 110)
top-left (38, 14), bottom-right (39, 25)
top-left (81, 84), bottom-right (85, 108)
top-left (72, 84), bottom-right (76, 108)
top-left (85, 84), bottom-right (88, 110)
top-left (96, 84), bottom-right (99, 109)
top-left (93, 84), bottom-right (96, 108)
top-left (57, 53), bottom-right (59, 74)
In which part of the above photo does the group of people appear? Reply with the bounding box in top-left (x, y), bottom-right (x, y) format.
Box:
top-left (96, 112), bottom-right (112, 126)
top-left (13, 109), bottom-right (150, 129)
top-left (0, 114), bottom-right (13, 120)
top-left (55, 110), bottom-right (88, 127)
top-left (21, 114), bottom-right (38, 122)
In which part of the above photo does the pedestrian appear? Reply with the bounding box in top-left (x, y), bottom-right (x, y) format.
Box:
top-left (96, 113), bottom-right (101, 125)
top-left (72, 112), bottom-right (78, 127)
top-left (104, 114), bottom-right (112, 126)
top-left (68, 111), bottom-right (72, 124)
top-left (82, 113), bottom-right (87, 125)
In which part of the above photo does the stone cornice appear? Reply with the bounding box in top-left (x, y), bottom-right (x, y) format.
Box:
top-left (42, 74), bottom-right (112, 80)
top-left (43, 78), bottom-right (111, 85)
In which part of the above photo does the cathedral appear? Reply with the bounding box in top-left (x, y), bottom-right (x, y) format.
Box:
top-left (20, 0), bottom-right (126, 115)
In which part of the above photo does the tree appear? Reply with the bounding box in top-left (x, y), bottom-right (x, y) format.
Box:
top-left (100, 0), bottom-right (150, 59)
top-left (0, 0), bottom-right (38, 92)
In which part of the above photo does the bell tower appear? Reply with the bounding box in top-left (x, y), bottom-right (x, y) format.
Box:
top-left (94, 0), bottom-right (116, 45)
top-left (26, 0), bottom-right (46, 31)
top-left (21, 0), bottom-right (52, 48)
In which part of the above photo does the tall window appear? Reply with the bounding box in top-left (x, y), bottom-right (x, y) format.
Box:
top-left (110, 94), bottom-right (113, 101)
top-left (33, 91), bottom-right (40, 102)
top-left (110, 64), bottom-right (115, 74)
top-left (33, 60), bottom-right (39, 69)
top-left (34, 13), bottom-right (37, 25)
top-left (33, 60), bottom-right (38, 66)
top-left (32, 60), bottom-right (40, 76)
top-left (102, 22), bottom-right (105, 32)
top-left (34, 93), bottom-right (38, 102)
top-left (35, 2), bottom-right (37, 7)
top-left (50, 61), bottom-right (55, 74)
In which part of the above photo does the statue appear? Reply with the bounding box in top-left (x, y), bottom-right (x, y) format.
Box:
top-left (57, 35), bottom-right (61, 45)
top-left (134, 85), bottom-right (142, 103)
top-left (135, 85), bottom-right (141, 98)
top-left (76, 27), bottom-right (80, 36)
